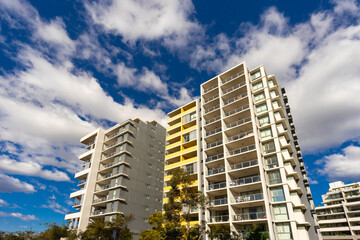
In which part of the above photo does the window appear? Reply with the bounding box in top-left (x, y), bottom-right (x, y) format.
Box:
top-left (258, 115), bottom-right (270, 126)
top-left (184, 164), bottom-right (194, 174)
top-left (144, 206), bottom-right (149, 211)
top-left (183, 130), bottom-right (196, 143)
top-left (268, 80), bottom-right (274, 88)
top-left (276, 223), bottom-right (292, 240)
top-left (263, 141), bottom-right (276, 154)
top-left (183, 112), bottom-right (196, 124)
top-left (145, 195), bottom-right (150, 200)
top-left (268, 171), bottom-right (282, 185)
top-left (274, 204), bottom-right (288, 220)
top-left (271, 187), bottom-right (285, 202)
top-left (272, 100), bottom-right (280, 109)
top-left (251, 71), bottom-right (261, 80)
top-left (254, 92), bottom-right (265, 102)
top-left (256, 103), bottom-right (267, 114)
top-left (265, 155), bottom-right (279, 169)
top-left (252, 81), bottom-right (263, 91)
top-left (260, 128), bottom-right (272, 140)
top-left (270, 90), bottom-right (277, 98)
top-left (146, 184), bottom-right (151, 189)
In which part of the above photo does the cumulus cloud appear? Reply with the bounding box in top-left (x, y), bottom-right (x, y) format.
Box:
top-left (316, 145), bottom-right (360, 181)
top-left (0, 211), bottom-right (38, 221)
top-left (189, 3), bottom-right (360, 152)
top-left (0, 156), bottom-right (70, 181)
top-left (85, 0), bottom-right (203, 49)
top-left (41, 200), bottom-right (68, 214)
top-left (0, 174), bottom-right (35, 193)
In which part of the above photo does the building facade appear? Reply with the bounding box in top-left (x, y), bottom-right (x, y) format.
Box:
top-left (164, 62), bottom-right (319, 240)
top-left (316, 181), bottom-right (360, 240)
top-left (65, 118), bottom-right (166, 237)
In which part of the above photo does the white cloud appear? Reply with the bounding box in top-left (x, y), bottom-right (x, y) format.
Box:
top-left (85, 0), bottom-right (203, 49)
top-left (0, 211), bottom-right (38, 221)
top-left (0, 157), bottom-right (70, 181)
top-left (190, 4), bottom-right (360, 152)
top-left (0, 174), bottom-right (35, 193)
top-left (332, 0), bottom-right (359, 15)
top-left (316, 145), bottom-right (360, 180)
top-left (41, 200), bottom-right (68, 214)
top-left (0, 199), bottom-right (8, 206)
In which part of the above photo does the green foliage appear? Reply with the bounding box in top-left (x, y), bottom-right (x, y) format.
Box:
top-left (140, 168), bottom-right (207, 240)
top-left (207, 225), bottom-right (232, 240)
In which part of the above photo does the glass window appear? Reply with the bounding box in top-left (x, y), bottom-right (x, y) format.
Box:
top-left (271, 187), bottom-right (285, 202)
top-left (263, 141), bottom-right (276, 154)
top-left (268, 171), bottom-right (282, 185)
top-left (268, 80), bottom-right (274, 88)
top-left (183, 130), bottom-right (196, 143)
top-left (252, 81), bottom-right (263, 91)
top-left (251, 71), bottom-right (261, 80)
top-left (265, 155), bottom-right (278, 169)
top-left (183, 112), bottom-right (197, 124)
top-left (276, 223), bottom-right (291, 240)
top-left (254, 92), bottom-right (265, 102)
top-left (274, 204), bottom-right (288, 220)
top-left (258, 115), bottom-right (270, 126)
top-left (272, 100), bottom-right (280, 109)
top-left (190, 112), bottom-right (196, 121)
top-left (260, 128), bottom-right (272, 140)
top-left (256, 103), bottom-right (267, 113)
top-left (184, 164), bottom-right (194, 174)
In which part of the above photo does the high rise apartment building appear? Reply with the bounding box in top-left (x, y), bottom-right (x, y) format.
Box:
top-left (65, 118), bottom-right (166, 237)
top-left (164, 62), bottom-right (319, 240)
top-left (316, 181), bottom-right (360, 240)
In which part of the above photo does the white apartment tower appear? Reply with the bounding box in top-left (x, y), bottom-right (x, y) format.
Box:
top-left (65, 118), bottom-right (166, 237)
top-left (316, 181), bottom-right (360, 240)
top-left (164, 62), bottom-right (319, 240)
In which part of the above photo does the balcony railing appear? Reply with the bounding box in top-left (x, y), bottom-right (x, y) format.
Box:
top-left (206, 153), bottom-right (224, 163)
top-left (221, 71), bottom-right (244, 85)
top-left (230, 175), bottom-right (261, 187)
top-left (204, 94), bottom-right (219, 104)
top-left (204, 105), bottom-right (220, 114)
top-left (209, 198), bottom-right (228, 206)
top-left (235, 193), bottom-right (263, 203)
top-left (222, 81), bottom-right (246, 95)
top-left (228, 130), bottom-right (253, 142)
top-left (205, 116), bottom-right (221, 125)
top-left (93, 196), bottom-right (110, 203)
top-left (203, 84), bottom-right (218, 94)
top-left (224, 104), bottom-right (249, 117)
top-left (87, 141), bottom-right (95, 146)
top-left (208, 181), bottom-right (227, 190)
top-left (233, 212), bottom-right (266, 221)
top-left (206, 127), bottom-right (222, 137)
top-left (74, 199), bottom-right (82, 205)
top-left (223, 92), bottom-right (248, 106)
top-left (226, 117), bottom-right (251, 130)
top-left (230, 159), bottom-right (258, 171)
top-left (207, 140), bottom-right (223, 149)
top-left (208, 167), bottom-right (225, 176)
top-left (78, 180), bottom-right (87, 185)
top-left (229, 145), bottom-right (256, 156)
top-left (209, 215), bottom-right (229, 223)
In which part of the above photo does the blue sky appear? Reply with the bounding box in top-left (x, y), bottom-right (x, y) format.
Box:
top-left (0, 0), bottom-right (359, 232)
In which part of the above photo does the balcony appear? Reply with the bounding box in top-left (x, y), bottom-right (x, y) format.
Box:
top-left (209, 215), bottom-right (229, 223)
top-left (229, 145), bottom-right (256, 156)
top-left (203, 84), bottom-right (218, 94)
top-left (206, 153), bottom-right (224, 163)
top-left (204, 94), bottom-right (219, 104)
top-left (208, 181), bottom-right (227, 191)
top-left (230, 159), bottom-right (258, 171)
top-left (208, 167), bottom-right (225, 176)
top-left (232, 212), bottom-right (266, 221)
top-left (207, 140), bottom-right (223, 149)
top-left (228, 130), bottom-right (253, 143)
top-left (223, 92), bottom-right (248, 106)
top-left (230, 175), bottom-right (261, 187)
top-left (206, 127), bottom-right (222, 137)
top-left (221, 71), bottom-right (244, 85)
top-left (222, 81), bottom-right (246, 95)
top-left (234, 193), bottom-right (263, 204)
top-left (205, 116), bottom-right (221, 126)
top-left (224, 104), bottom-right (249, 118)
top-left (226, 117), bottom-right (251, 130)
top-left (209, 198), bottom-right (228, 206)
top-left (204, 105), bottom-right (220, 115)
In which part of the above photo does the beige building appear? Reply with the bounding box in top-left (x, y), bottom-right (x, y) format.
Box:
top-left (316, 181), bottom-right (360, 240)
top-left (164, 62), bottom-right (319, 240)
top-left (65, 118), bottom-right (166, 237)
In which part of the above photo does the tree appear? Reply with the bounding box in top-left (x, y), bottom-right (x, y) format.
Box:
top-left (207, 225), bottom-right (232, 240)
top-left (141, 168), bottom-right (207, 240)
top-left (247, 226), bottom-right (268, 240)
top-left (38, 222), bottom-right (68, 240)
